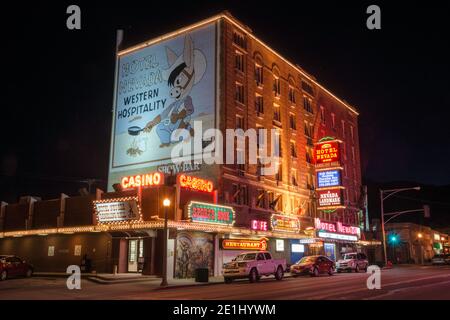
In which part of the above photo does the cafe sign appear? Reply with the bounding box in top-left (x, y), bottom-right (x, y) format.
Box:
top-left (270, 214), bottom-right (300, 233)
top-left (220, 238), bottom-right (268, 251)
top-left (187, 201), bottom-right (235, 226)
top-left (93, 197), bottom-right (141, 223)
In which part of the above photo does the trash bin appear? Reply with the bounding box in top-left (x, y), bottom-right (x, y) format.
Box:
top-left (195, 268), bottom-right (209, 283)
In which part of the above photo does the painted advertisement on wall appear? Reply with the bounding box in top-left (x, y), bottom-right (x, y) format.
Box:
top-left (175, 231), bottom-right (214, 278)
top-left (108, 22), bottom-right (217, 189)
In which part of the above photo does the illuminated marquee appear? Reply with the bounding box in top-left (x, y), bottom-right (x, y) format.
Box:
top-left (317, 170), bottom-right (341, 188)
top-left (93, 197), bottom-right (141, 224)
top-left (120, 172), bottom-right (164, 189)
top-left (187, 201), bottom-right (235, 226)
top-left (220, 238), bottom-right (268, 251)
top-left (251, 220), bottom-right (268, 231)
top-left (317, 189), bottom-right (343, 207)
top-left (314, 218), bottom-right (360, 241)
top-left (314, 141), bottom-right (340, 165)
top-left (178, 174), bottom-right (214, 193)
top-left (270, 214), bottom-right (300, 233)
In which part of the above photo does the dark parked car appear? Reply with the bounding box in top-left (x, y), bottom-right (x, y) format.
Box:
top-left (431, 254), bottom-right (449, 265)
top-left (290, 255), bottom-right (335, 277)
top-left (0, 255), bottom-right (34, 281)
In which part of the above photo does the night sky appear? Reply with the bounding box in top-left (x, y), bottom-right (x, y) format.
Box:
top-left (1, 1), bottom-right (449, 202)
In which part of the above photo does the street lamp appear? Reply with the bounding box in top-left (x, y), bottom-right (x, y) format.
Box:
top-left (380, 186), bottom-right (420, 266)
top-left (417, 233), bottom-right (424, 265)
top-left (161, 198), bottom-right (171, 287)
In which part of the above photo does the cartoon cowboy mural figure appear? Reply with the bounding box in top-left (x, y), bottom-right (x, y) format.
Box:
top-left (143, 34), bottom-right (207, 147)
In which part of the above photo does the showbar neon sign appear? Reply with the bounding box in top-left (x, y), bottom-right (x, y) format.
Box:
top-left (187, 201), bottom-right (235, 226)
top-left (178, 174), bottom-right (213, 193)
top-left (121, 172), bottom-right (164, 189)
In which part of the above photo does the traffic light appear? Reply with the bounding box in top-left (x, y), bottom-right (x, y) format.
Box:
top-left (389, 233), bottom-right (399, 244)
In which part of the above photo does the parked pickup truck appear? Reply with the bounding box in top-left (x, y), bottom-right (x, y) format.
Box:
top-left (336, 252), bottom-right (369, 273)
top-left (223, 251), bottom-right (286, 283)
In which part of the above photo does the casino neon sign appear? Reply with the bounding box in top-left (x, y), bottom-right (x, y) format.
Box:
top-left (120, 172), bottom-right (164, 189)
top-left (178, 174), bottom-right (214, 193)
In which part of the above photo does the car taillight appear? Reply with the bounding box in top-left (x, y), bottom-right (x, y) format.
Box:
top-left (237, 262), bottom-right (247, 267)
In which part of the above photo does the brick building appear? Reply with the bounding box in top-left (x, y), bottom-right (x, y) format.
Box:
top-left (0, 12), bottom-right (374, 278)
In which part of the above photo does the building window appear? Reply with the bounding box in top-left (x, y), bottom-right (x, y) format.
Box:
top-left (304, 121), bottom-right (313, 138)
top-left (351, 146), bottom-right (355, 163)
top-left (236, 148), bottom-right (245, 171)
top-left (255, 94), bottom-right (264, 114)
top-left (289, 113), bottom-right (296, 130)
top-left (233, 31), bottom-right (247, 50)
top-left (291, 169), bottom-right (298, 186)
top-left (350, 125), bottom-right (354, 142)
top-left (306, 173), bottom-right (314, 190)
top-left (290, 141), bottom-right (297, 158)
top-left (273, 129), bottom-right (282, 157)
top-left (341, 120), bottom-right (345, 138)
top-left (305, 147), bottom-right (313, 164)
top-left (301, 80), bottom-right (314, 96)
top-left (236, 115), bottom-right (244, 130)
top-left (256, 189), bottom-right (265, 208)
top-left (256, 126), bottom-right (264, 150)
top-left (331, 113), bottom-right (336, 129)
top-left (235, 82), bottom-right (244, 104)
top-left (255, 64), bottom-right (263, 86)
top-left (235, 51), bottom-right (244, 72)
top-left (232, 184), bottom-right (248, 205)
top-left (288, 86), bottom-right (296, 103)
top-left (273, 104), bottom-right (281, 122)
top-left (303, 96), bottom-right (313, 113)
top-left (273, 76), bottom-right (281, 97)
top-left (275, 162), bottom-right (283, 182)
top-left (320, 106), bottom-right (325, 124)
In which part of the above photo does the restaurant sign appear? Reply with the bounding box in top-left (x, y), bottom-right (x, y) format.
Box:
top-left (270, 214), bottom-right (300, 233)
top-left (94, 197), bottom-right (141, 223)
top-left (220, 238), bottom-right (268, 251)
top-left (187, 201), bottom-right (235, 226)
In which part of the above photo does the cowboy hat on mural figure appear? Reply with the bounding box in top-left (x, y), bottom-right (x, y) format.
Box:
top-left (143, 34), bottom-right (207, 148)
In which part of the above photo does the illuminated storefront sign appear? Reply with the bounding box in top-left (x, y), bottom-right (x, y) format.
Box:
top-left (276, 239), bottom-right (285, 251)
top-left (314, 218), bottom-right (360, 241)
top-left (120, 172), bottom-right (164, 189)
top-left (178, 174), bottom-right (214, 193)
top-left (291, 244), bottom-right (305, 253)
top-left (298, 238), bottom-right (318, 244)
top-left (434, 233), bottom-right (441, 241)
top-left (318, 189), bottom-right (343, 207)
top-left (270, 214), bottom-right (300, 233)
top-left (317, 170), bottom-right (341, 188)
top-left (187, 201), bottom-right (234, 225)
top-left (220, 238), bottom-right (268, 251)
top-left (314, 141), bottom-right (340, 165)
top-left (251, 219), bottom-right (268, 231)
top-left (93, 197), bottom-right (141, 223)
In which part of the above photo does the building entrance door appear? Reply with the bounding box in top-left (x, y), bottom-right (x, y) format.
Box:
top-left (128, 239), bottom-right (138, 272)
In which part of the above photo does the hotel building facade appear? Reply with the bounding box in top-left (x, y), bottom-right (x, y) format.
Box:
top-left (0, 13), bottom-right (377, 278)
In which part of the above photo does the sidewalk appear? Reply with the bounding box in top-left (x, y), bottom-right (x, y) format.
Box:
top-left (33, 271), bottom-right (294, 289)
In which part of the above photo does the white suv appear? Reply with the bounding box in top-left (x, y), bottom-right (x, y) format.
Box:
top-left (336, 252), bottom-right (369, 273)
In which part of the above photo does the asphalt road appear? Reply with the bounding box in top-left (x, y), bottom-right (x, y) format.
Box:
top-left (1, 265), bottom-right (450, 300)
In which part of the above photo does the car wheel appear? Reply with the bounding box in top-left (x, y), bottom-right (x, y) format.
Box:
top-left (275, 266), bottom-right (284, 280)
top-left (0, 270), bottom-right (7, 281)
top-left (224, 277), bottom-right (232, 284)
top-left (311, 267), bottom-right (319, 277)
top-left (337, 269), bottom-right (342, 273)
top-left (355, 265), bottom-right (360, 273)
top-left (249, 268), bottom-right (258, 283)
top-left (25, 269), bottom-right (33, 278)
top-left (328, 267), bottom-right (334, 276)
